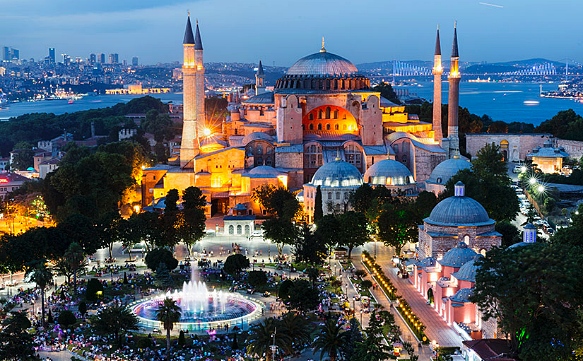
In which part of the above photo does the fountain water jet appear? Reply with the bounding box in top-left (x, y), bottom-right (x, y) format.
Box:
top-left (131, 264), bottom-right (262, 332)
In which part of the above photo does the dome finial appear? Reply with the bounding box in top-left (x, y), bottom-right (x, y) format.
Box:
top-left (320, 36), bottom-right (326, 53)
top-left (335, 147), bottom-right (341, 161)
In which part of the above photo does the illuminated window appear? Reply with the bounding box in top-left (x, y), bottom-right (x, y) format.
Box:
top-left (326, 124), bottom-right (331, 130)
top-left (318, 123), bottom-right (322, 130)
top-left (334, 110), bottom-right (338, 119)
top-left (335, 124), bottom-right (339, 130)
top-left (326, 107), bottom-right (331, 119)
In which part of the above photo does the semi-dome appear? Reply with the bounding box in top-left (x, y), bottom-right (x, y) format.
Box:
top-left (364, 159), bottom-right (414, 186)
top-left (426, 156), bottom-right (471, 185)
top-left (450, 288), bottom-right (473, 303)
top-left (451, 255), bottom-right (483, 283)
top-left (439, 242), bottom-right (478, 268)
top-left (426, 182), bottom-right (493, 226)
top-left (242, 132), bottom-right (274, 145)
top-left (246, 165), bottom-right (280, 177)
top-left (286, 50), bottom-right (358, 76)
top-left (311, 159), bottom-right (363, 187)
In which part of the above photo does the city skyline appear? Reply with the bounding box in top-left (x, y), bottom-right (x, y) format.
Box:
top-left (2, 0), bottom-right (583, 66)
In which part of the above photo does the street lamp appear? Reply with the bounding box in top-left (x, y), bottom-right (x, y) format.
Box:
top-left (352, 296), bottom-right (356, 310)
top-left (360, 309), bottom-right (363, 325)
top-left (270, 328), bottom-right (277, 361)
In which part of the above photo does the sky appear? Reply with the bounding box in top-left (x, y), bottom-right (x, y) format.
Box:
top-left (1, 0), bottom-right (583, 67)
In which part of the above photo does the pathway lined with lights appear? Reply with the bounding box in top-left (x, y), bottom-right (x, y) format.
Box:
top-left (357, 245), bottom-right (464, 350)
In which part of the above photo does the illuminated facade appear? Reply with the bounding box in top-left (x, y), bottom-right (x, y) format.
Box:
top-left (152, 17), bottom-right (464, 219)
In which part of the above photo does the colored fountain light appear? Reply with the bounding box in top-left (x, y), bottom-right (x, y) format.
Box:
top-left (131, 268), bottom-right (262, 332)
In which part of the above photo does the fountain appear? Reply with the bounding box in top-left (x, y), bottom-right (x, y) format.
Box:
top-left (131, 266), bottom-right (263, 332)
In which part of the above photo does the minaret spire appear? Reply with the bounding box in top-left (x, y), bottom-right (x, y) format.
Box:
top-left (194, 20), bottom-right (203, 50)
top-left (432, 25), bottom-right (443, 145)
top-left (447, 21), bottom-right (461, 158)
top-left (255, 60), bottom-right (265, 95)
top-left (183, 14), bottom-right (195, 44)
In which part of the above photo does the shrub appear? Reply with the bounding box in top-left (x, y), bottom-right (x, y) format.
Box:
top-left (58, 310), bottom-right (77, 328)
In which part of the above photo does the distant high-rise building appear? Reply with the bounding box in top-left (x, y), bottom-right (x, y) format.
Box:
top-left (108, 53), bottom-right (119, 64)
top-left (62, 54), bottom-right (71, 66)
top-left (2, 47), bottom-right (10, 61)
top-left (98, 53), bottom-right (105, 64)
top-left (89, 53), bottom-right (96, 65)
top-left (132, 56), bottom-right (139, 66)
top-left (11, 49), bottom-right (19, 61)
top-left (48, 48), bottom-right (55, 64)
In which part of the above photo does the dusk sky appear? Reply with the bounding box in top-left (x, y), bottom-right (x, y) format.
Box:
top-left (2, 0), bottom-right (583, 67)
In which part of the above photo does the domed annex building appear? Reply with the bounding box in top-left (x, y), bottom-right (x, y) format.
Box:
top-left (146, 16), bottom-right (467, 221)
top-left (425, 155), bottom-right (471, 195)
top-left (412, 181), bottom-right (502, 340)
top-left (418, 182), bottom-right (501, 260)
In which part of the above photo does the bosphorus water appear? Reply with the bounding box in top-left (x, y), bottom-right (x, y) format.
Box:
top-left (2, 83), bottom-right (583, 126)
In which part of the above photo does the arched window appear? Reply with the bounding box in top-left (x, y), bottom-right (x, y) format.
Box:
top-left (335, 124), bottom-right (339, 130)
top-left (326, 124), bottom-right (331, 130)
top-left (245, 225), bottom-right (250, 234)
top-left (326, 107), bottom-right (331, 119)
top-left (237, 225), bottom-right (242, 234)
top-left (464, 235), bottom-right (470, 245)
top-left (318, 123), bottom-right (322, 130)
top-left (309, 124), bottom-right (314, 130)
top-left (328, 192), bottom-right (332, 200)
top-left (336, 192), bottom-right (340, 200)
top-left (229, 225), bottom-right (234, 235)
top-left (318, 110), bottom-right (323, 119)
top-left (309, 113), bottom-right (314, 120)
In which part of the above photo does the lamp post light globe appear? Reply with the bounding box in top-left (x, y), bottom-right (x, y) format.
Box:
top-left (537, 185), bottom-right (545, 193)
top-left (529, 177), bottom-right (537, 185)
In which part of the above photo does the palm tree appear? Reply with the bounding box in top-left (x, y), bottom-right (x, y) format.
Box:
top-left (30, 260), bottom-right (52, 327)
top-left (93, 304), bottom-right (139, 347)
top-left (156, 297), bottom-right (181, 361)
top-left (312, 318), bottom-right (348, 361)
top-left (246, 317), bottom-right (290, 361)
top-left (279, 312), bottom-right (313, 355)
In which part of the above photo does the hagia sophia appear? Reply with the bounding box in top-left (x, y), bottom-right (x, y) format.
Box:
top-left (143, 16), bottom-right (475, 223)
top-left (138, 15), bottom-right (519, 343)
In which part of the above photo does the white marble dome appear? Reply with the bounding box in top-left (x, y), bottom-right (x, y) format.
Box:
top-left (426, 157), bottom-right (471, 185)
top-left (311, 159), bottom-right (363, 187)
top-left (364, 159), bottom-right (414, 186)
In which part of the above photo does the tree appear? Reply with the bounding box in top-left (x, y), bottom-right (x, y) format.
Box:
top-left (278, 312), bottom-right (313, 355)
top-left (0, 311), bottom-right (36, 360)
top-left (85, 277), bottom-right (104, 302)
top-left (10, 142), bottom-right (35, 171)
top-left (58, 310), bottom-right (77, 328)
top-left (262, 217), bottom-right (299, 259)
top-left (246, 318), bottom-right (290, 361)
top-left (372, 81), bottom-right (401, 105)
top-left (144, 248), bottom-right (178, 272)
top-left (286, 279), bottom-right (320, 314)
top-left (445, 143), bottom-right (519, 222)
top-left (29, 260), bottom-right (52, 327)
top-left (252, 185), bottom-right (300, 220)
top-left (377, 200), bottom-right (418, 256)
top-left (159, 189), bottom-right (180, 248)
top-left (336, 211), bottom-right (370, 258)
top-left (340, 318), bottom-right (363, 360)
top-left (314, 185), bottom-right (323, 222)
top-left (92, 304), bottom-right (139, 348)
top-left (312, 317), bottom-right (349, 361)
top-left (223, 254), bottom-right (250, 280)
top-left (156, 297), bottom-right (182, 361)
top-left (495, 221), bottom-right (521, 248)
top-left (64, 242), bottom-right (85, 296)
top-left (248, 270), bottom-right (268, 290)
top-left (179, 186), bottom-right (207, 256)
top-left (471, 243), bottom-right (583, 360)
top-left (293, 225), bottom-right (328, 265)
top-left (353, 309), bottom-right (393, 361)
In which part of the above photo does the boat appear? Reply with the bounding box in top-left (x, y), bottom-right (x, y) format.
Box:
top-left (68, 98), bottom-right (74, 104)
top-left (523, 100), bottom-right (540, 106)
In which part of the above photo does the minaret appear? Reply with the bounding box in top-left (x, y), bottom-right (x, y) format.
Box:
top-left (180, 14), bottom-right (197, 168)
top-left (447, 22), bottom-right (461, 158)
top-left (255, 60), bottom-right (265, 95)
top-left (432, 26), bottom-right (443, 145)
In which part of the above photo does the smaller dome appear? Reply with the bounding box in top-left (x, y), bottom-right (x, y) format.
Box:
top-left (426, 157), bottom-right (471, 185)
top-left (242, 132), bottom-right (274, 145)
top-left (311, 159), bottom-right (363, 187)
top-left (418, 257), bottom-right (437, 270)
top-left (364, 159), bottom-right (414, 186)
top-left (450, 288), bottom-right (474, 303)
top-left (451, 255), bottom-right (483, 282)
top-left (246, 166), bottom-right (280, 178)
top-left (439, 242), bottom-right (478, 268)
top-left (426, 183), bottom-right (493, 226)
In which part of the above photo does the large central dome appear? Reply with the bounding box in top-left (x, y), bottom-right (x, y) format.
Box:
top-left (275, 46), bottom-right (369, 92)
top-left (286, 50), bottom-right (358, 77)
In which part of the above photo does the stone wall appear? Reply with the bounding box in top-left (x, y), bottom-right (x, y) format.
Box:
top-left (466, 133), bottom-right (552, 161)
